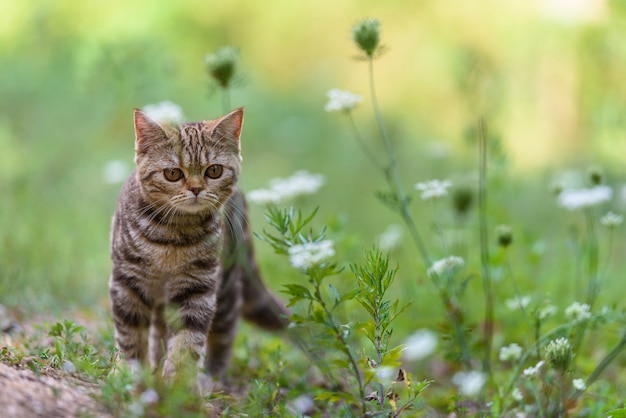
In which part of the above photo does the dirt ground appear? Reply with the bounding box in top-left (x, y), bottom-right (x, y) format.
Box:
top-left (0, 362), bottom-right (110, 418)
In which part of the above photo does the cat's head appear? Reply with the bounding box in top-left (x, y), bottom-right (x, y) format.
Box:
top-left (133, 108), bottom-right (243, 214)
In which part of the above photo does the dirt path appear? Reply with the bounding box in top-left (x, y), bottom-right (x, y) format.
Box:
top-left (0, 362), bottom-right (110, 418)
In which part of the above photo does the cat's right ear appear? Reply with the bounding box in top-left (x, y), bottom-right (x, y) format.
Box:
top-left (134, 109), bottom-right (166, 159)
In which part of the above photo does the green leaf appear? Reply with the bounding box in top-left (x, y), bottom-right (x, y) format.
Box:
top-left (314, 391), bottom-right (357, 404)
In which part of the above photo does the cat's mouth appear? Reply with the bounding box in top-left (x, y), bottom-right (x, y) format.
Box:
top-left (176, 197), bottom-right (212, 213)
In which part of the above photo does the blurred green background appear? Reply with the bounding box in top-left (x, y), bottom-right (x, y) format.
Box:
top-left (2, 0), bottom-right (626, 323)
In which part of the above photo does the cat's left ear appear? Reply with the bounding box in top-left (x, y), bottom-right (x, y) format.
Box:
top-left (210, 107), bottom-right (244, 149)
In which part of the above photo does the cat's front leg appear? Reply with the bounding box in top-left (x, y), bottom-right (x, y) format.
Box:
top-left (109, 273), bottom-right (152, 370)
top-left (162, 276), bottom-right (217, 379)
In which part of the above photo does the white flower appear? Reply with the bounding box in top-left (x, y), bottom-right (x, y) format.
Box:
top-left (246, 188), bottom-right (282, 205)
top-left (572, 378), bottom-right (586, 391)
top-left (512, 387), bottom-right (524, 402)
top-left (415, 179), bottom-right (452, 201)
top-left (378, 224), bottom-right (403, 251)
top-left (403, 329), bottom-right (438, 361)
top-left (427, 256), bottom-right (464, 277)
top-left (375, 366), bottom-right (396, 384)
top-left (505, 296), bottom-right (531, 311)
top-left (523, 360), bottom-right (545, 377)
top-left (452, 371), bottom-right (486, 397)
top-left (269, 171), bottom-right (325, 198)
top-left (499, 343), bottom-right (523, 362)
top-left (558, 185), bottom-right (612, 210)
top-left (139, 388), bottom-right (159, 404)
top-left (288, 240), bottom-right (335, 270)
top-left (536, 304), bottom-right (557, 320)
top-left (247, 171), bottom-right (325, 205)
top-left (324, 88), bottom-right (363, 112)
top-left (142, 100), bottom-right (185, 124)
top-left (601, 211), bottom-right (623, 228)
top-left (103, 160), bottom-right (129, 184)
top-left (565, 302), bottom-right (591, 322)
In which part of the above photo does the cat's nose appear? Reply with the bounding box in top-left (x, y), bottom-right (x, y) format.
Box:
top-left (189, 186), bottom-right (203, 196)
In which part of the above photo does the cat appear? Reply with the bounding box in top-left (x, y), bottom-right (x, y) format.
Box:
top-left (109, 107), bottom-right (288, 383)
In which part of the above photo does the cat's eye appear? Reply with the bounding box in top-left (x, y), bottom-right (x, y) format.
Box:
top-left (163, 168), bottom-right (184, 182)
top-left (205, 164), bottom-right (223, 179)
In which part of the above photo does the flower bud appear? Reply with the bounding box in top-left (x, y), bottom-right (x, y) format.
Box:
top-left (452, 186), bottom-right (473, 216)
top-left (352, 18), bottom-right (381, 58)
top-left (546, 337), bottom-right (572, 372)
top-left (496, 225), bottom-right (513, 248)
top-left (205, 46), bottom-right (239, 88)
top-left (587, 165), bottom-right (604, 186)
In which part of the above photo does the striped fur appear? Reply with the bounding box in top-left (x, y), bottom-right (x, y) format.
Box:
top-left (109, 108), bottom-right (288, 381)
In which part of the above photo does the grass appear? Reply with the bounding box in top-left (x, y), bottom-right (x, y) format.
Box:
top-left (3, 2), bottom-right (626, 417)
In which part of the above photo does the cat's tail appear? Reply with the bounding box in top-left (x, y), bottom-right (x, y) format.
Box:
top-left (222, 189), bottom-right (290, 331)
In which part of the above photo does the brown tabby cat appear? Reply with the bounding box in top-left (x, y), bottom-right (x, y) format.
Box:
top-left (109, 108), bottom-right (288, 382)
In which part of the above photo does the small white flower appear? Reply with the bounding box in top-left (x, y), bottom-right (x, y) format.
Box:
top-left (536, 304), bottom-right (557, 320)
top-left (499, 343), bottom-right (523, 362)
top-left (139, 388), bottom-right (159, 404)
top-left (558, 185), bottom-right (612, 210)
top-left (246, 188), bottom-right (282, 205)
top-left (269, 171), bottom-right (325, 199)
top-left (403, 329), bottom-right (438, 361)
top-left (505, 296), bottom-right (531, 311)
top-left (600, 211), bottom-right (623, 228)
top-left (142, 100), bottom-right (185, 124)
top-left (288, 240), bottom-right (335, 270)
top-left (427, 256), bottom-right (464, 277)
top-left (572, 378), bottom-right (586, 391)
top-left (247, 171), bottom-right (325, 205)
top-left (452, 371), bottom-right (486, 397)
top-left (375, 366), bottom-right (396, 384)
top-left (523, 360), bottom-right (545, 377)
top-left (511, 387), bottom-right (524, 402)
top-left (415, 179), bottom-right (453, 201)
top-left (103, 160), bottom-right (129, 184)
top-left (378, 224), bottom-right (404, 251)
top-left (324, 88), bottom-right (363, 112)
top-left (565, 301), bottom-right (591, 322)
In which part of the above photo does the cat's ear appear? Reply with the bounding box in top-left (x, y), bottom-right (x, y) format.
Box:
top-left (134, 109), bottom-right (167, 157)
top-left (210, 107), bottom-right (244, 148)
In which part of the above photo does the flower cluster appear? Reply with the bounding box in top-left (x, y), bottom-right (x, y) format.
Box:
top-left (142, 100), bottom-right (185, 125)
top-left (103, 160), bottom-right (129, 184)
top-left (535, 304), bottom-right (557, 321)
top-left (452, 371), bottom-right (486, 397)
top-left (288, 240), bottom-right (335, 270)
top-left (499, 343), bottom-right (522, 362)
top-left (565, 301), bottom-right (591, 322)
top-left (573, 378), bottom-right (586, 391)
top-left (377, 224), bottom-right (403, 251)
top-left (600, 211), bottom-right (623, 228)
top-left (546, 337), bottom-right (573, 371)
top-left (427, 256), bottom-right (464, 277)
top-left (557, 185), bottom-right (612, 210)
top-left (523, 360), bottom-right (545, 377)
top-left (247, 171), bottom-right (326, 205)
top-left (324, 89), bottom-right (363, 113)
top-left (415, 179), bottom-right (452, 201)
top-left (505, 295), bottom-right (531, 311)
top-left (403, 329), bottom-right (438, 361)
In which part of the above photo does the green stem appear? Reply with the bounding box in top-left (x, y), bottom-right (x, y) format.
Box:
top-left (477, 118), bottom-right (494, 377)
top-left (313, 281), bottom-right (367, 414)
top-left (573, 329), bottom-right (626, 400)
top-left (366, 57), bottom-right (431, 267)
top-left (221, 87), bottom-right (231, 114)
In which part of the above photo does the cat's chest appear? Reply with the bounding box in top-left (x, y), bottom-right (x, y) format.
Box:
top-left (141, 234), bottom-right (222, 278)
